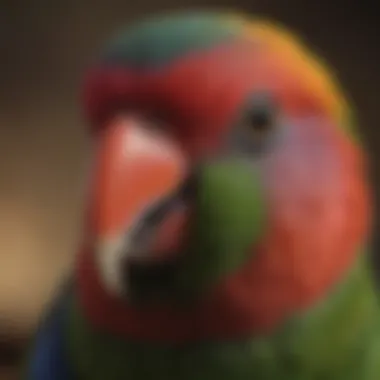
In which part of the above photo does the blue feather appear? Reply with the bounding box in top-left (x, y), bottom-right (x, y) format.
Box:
top-left (25, 282), bottom-right (77, 380)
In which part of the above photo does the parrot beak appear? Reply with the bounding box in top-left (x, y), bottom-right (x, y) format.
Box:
top-left (88, 116), bottom-right (266, 301)
top-left (89, 115), bottom-right (191, 297)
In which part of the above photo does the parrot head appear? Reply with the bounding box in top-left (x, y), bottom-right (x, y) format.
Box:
top-left (77, 11), bottom-right (371, 341)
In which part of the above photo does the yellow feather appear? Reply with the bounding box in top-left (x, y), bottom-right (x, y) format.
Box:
top-left (224, 14), bottom-right (353, 131)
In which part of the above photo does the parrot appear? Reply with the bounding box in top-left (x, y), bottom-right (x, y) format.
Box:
top-left (23, 10), bottom-right (378, 380)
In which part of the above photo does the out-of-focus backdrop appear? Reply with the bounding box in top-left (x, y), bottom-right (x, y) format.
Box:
top-left (0, 0), bottom-right (378, 378)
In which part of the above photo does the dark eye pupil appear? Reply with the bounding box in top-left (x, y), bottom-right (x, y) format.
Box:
top-left (246, 92), bottom-right (276, 133)
top-left (249, 108), bottom-right (272, 131)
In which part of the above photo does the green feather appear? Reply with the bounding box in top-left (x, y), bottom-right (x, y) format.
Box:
top-left (100, 12), bottom-right (240, 69)
top-left (175, 160), bottom-right (266, 298)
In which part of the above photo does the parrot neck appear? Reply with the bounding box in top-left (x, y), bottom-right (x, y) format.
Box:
top-left (68, 251), bottom-right (379, 379)
top-left (76, 245), bottom-right (377, 343)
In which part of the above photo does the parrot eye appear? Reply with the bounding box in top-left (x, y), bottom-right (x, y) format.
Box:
top-left (229, 92), bottom-right (278, 155)
top-left (245, 93), bottom-right (277, 136)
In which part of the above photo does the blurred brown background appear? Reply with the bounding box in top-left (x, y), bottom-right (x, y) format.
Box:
top-left (0, 0), bottom-right (378, 377)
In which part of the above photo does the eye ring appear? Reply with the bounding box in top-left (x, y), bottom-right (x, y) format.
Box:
top-left (227, 92), bottom-right (279, 155)
top-left (245, 92), bottom-right (277, 136)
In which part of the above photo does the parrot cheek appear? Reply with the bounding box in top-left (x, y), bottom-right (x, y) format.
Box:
top-left (88, 115), bottom-right (191, 297)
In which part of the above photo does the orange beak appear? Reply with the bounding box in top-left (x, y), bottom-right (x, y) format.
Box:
top-left (89, 116), bottom-right (189, 257)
